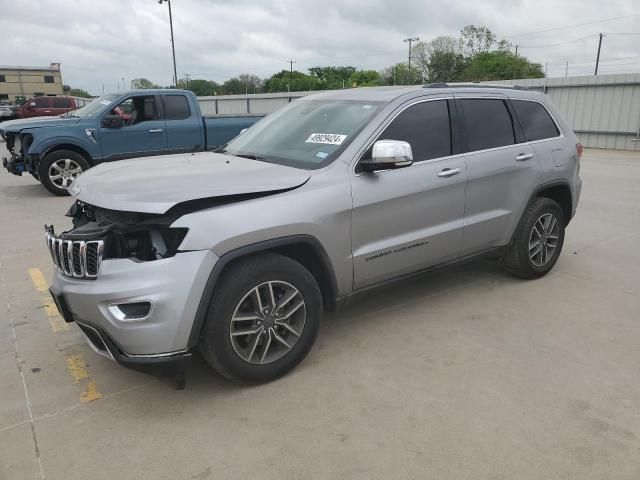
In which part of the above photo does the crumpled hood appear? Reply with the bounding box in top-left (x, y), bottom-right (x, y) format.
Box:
top-left (0, 116), bottom-right (81, 132)
top-left (71, 152), bottom-right (310, 214)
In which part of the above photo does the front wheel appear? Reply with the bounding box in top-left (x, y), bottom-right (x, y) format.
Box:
top-left (38, 150), bottom-right (90, 196)
top-left (502, 197), bottom-right (566, 279)
top-left (199, 253), bottom-right (322, 384)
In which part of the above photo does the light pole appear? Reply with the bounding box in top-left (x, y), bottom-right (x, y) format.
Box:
top-left (594, 33), bottom-right (605, 75)
top-left (159, 0), bottom-right (178, 87)
top-left (403, 37), bottom-right (419, 85)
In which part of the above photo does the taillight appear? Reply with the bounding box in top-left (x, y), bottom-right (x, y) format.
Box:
top-left (575, 143), bottom-right (583, 159)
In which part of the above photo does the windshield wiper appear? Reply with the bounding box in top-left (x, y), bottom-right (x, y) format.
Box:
top-left (234, 153), bottom-right (266, 161)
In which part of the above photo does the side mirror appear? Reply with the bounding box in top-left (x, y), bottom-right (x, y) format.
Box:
top-left (360, 140), bottom-right (413, 172)
top-left (29, 102), bottom-right (36, 108)
top-left (101, 115), bottom-right (124, 129)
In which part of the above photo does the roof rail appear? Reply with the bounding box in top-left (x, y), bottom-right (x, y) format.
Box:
top-left (423, 82), bottom-right (530, 91)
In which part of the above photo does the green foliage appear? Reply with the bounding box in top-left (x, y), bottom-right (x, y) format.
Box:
top-left (309, 66), bottom-right (357, 89)
top-left (348, 70), bottom-right (380, 87)
top-left (177, 78), bottom-right (219, 96)
top-left (264, 70), bottom-right (323, 92)
top-left (379, 63), bottom-right (422, 85)
top-left (130, 78), bottom-right (160, 89)
top-left (67, 88), bottom-right (92, 98)
top-left (464, 51), bottom-right (544, 81)
top-left (459, 24), bottom-right (497, 56)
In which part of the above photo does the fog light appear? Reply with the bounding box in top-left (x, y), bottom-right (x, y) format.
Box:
top-left (107, 301), bottom-right (152, 322)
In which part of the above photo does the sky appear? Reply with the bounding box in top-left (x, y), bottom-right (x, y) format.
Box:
top-left (0, 0), bottom-right (638, 95)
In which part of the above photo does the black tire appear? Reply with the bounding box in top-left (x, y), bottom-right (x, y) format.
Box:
top-left (199, 253), bottom-right (322, 384)
top-left (38, 150), bottom-right (90, 196)
top-left (502, 197), bottom-right (566, 279)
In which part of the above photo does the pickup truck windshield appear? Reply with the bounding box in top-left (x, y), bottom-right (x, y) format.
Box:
top-left (224, 100), bottom-right (382, 169)
top-left (64, 94), bottom-right (120, 118)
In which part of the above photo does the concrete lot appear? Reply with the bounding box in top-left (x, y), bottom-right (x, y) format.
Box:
top-left (0, 145), bottom-right (639, 480)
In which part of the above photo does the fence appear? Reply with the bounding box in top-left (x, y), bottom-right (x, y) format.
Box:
top-left (198, 72), bottom-right (640, 151)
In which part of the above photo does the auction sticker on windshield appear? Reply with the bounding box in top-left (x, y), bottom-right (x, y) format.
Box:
top-left (306, 133), bottom-right (347, 145)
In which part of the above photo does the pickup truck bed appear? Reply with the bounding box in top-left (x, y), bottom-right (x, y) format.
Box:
top-left (204, 115), bottom-right (262, 149)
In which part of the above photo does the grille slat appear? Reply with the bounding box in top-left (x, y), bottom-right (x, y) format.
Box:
top-left (46, 234), bottom-right (103, 280)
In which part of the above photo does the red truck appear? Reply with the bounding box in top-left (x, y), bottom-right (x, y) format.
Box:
top-left (15, 96), bottom-right (80, 119)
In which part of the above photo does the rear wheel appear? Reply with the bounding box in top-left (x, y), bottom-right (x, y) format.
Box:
top-left (38, 150), bottom-right (89, 196)
top-left (502, 197), bottom-right (565, 279)
top-left (199, 253), bottom-right (322, 384)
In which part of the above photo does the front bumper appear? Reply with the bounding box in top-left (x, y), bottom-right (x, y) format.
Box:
top-left (50, 249), bottom-right (218, 358)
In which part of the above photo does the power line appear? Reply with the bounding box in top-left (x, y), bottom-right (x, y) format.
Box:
top-left (505, 12), bottom-right (639, 38)
top-left (519, 33), bottom-right (599, 49)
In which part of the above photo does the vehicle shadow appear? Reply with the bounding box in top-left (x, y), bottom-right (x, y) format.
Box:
top-left (184, 258), bottom-right (506, 393)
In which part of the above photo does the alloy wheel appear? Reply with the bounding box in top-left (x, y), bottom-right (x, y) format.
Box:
top-left (529, 213), bottom-right (560, 267)
top-left (49, 158), bottom-right (83, 189)
top-left (229, 281), bottom-right (306, 365)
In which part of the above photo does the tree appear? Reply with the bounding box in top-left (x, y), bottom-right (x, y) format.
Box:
top-left (264, 70), bottom-right (323, 93)
top-left (459, 25), bottom-right (497, 57)
top-left (379, 63), bottom-right (421, 86)
top-left (309, 66), bottom-right (357, 89)
top-left (238, 74), bottom-right (263, 93)
top-left (463, 51), bottom-right (544, 81)
top-left (221, 77), bottom-right (248, 95)
top-left (350, 70), bottom-right (381, 87)
top-left (413, 36), bottom-right (467, 83)
top-left (130, 78), bottom-right (160, 89)
top-left (67, 88), bottom-right (92, 98)
top-left (176, 78), bottom-right (218, 96)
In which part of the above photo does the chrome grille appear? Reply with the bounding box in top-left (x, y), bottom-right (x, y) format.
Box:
top-left (46, 233), bottom-right (104, 279)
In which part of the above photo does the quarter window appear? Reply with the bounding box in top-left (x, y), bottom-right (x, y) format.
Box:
top-left (44, 75), bottom-right (55, 83)
top-left (460, 99), bottom-right (515, 151)
top-left (378, 100), bottom-right (451, 161)
top-left (511, 100), bottom-right (559, 141)
top-left (162, 95), bottom-right (190, 120)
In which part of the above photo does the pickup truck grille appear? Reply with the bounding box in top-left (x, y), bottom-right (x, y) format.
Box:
top-left (46, 233), bottom-right (104, 279)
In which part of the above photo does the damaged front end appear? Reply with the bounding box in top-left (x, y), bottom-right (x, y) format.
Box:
top-left (1, 131), bottom-right (34, 176)
top-left (46, 201), bottom-right (189, 279)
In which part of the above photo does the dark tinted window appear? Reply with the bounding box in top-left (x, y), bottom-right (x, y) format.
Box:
top-left (34, 97), bottom-right (49, 108)
top-left (44, 75), bottom-right (54, 83)
top-left (0, 75), bottom-right (5, 82)
top-left (461, 99), bottom-right (515, 151)
top-left (379, 100), bottom-right (451, 161)
top-left (512, 100), bottom-right (559, 141)
top-left (163, 95), bottom-right (190, 120)
top-left (52, 97), bottom-right (70, 108)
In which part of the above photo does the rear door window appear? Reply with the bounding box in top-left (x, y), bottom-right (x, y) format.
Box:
top-left (460, 99), bottom-right (515, 152)
top-left (378, 100), bottom-right (451, 161)
top-left (34, 97), bottom-right (50, 108)
top-left (52, 97), bottom-right (70, 108)
top-left (162, 95), bottom-right (191, 120)
top-left (511, 100), bottom-right (559, 141)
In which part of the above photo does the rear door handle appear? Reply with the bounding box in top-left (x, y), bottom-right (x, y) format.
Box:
top-left (437, 168), bottom-right (462, 178)
top-left (515, 153), bottom-right (534, 161)
top-left (148, 128), bottom-right (164, 133)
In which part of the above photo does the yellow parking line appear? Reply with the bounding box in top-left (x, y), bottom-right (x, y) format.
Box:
top-left (28, 267), bottom-right (102, 402)
top-left (28, 268), bottom-right (69, 332)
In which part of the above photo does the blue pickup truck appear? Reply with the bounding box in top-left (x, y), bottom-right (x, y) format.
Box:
top-left (0, 89), bottom-right (262, 195)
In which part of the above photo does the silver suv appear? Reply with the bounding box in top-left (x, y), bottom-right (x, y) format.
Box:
top-left (47, 84), bottom-right (582, 386)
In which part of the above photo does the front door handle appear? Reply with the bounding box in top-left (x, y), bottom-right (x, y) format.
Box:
top-left (437, 167), bottom-right (462, 178)
top-left (148, 128), bottom-right (164, 133)
top-left (515, 152), bottom-right (534, 161)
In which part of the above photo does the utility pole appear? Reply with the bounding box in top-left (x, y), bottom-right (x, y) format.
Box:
top-left (565, 61), bottom-right (569, 77)
top-left (159, 0), bottom-right (178, 87)
top-left (183, 73), bottom-right (190, 89)
top-left (594, 33), bottom-right (605, 75)
top-left (403, 37), bottom-right (419, 85)
top-left (121, 77), bottom-right (125, 91)
top-left (513, 44), bottom-right (519, 79)
top-left (286, 60), bottom-right (296, 91)
top-left (393, 65), bottom-right (396, 85)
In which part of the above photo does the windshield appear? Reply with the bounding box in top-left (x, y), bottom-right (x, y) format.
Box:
top-left (64, 94), bottom-right (120, 118)
top-left (224, 99), bottom-right (382, 169)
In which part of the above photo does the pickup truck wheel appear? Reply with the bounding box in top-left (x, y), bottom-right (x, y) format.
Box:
top-left (199, 253), bottom-right (322, 384)
top-left (39, 150), bottom-right (89, 196)
top-left (502, 197), bottom-right (565, 279)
